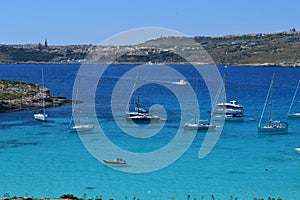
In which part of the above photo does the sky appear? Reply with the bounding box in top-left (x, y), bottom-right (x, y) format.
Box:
top-left (0, 0), bottom-right (299, 45)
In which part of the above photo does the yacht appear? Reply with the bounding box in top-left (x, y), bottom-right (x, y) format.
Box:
top-left (184, 120), bottom-right (216, 131)
top-left (69, 123), bottom-right (94, 133)
top-left (34, 67), bottom-right (48, 122)
top-left (125, 70), bottom-right (161, 123)
top-left (258, 74), bottom-right (288, 134)
top-left (216, 100), bottom-right (243, 109)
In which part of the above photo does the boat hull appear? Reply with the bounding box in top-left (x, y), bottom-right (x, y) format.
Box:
top-left (126, 115), bottom-right (161, 123)
top-left (212, 114), bottom-right (244, 121)
top-left (103, 159), bottom-right (127, 165)
top-left (34, 113), bottom-right (47, 122)
top-left (294, 147), bottom-right (300, 154)
top-left (69, 124), bottom-right (94, 133)
top-left (288, 113), bottom-right (300, 118)
top-left (184, 123), bottom-right (216, 131)
top-left (258, 126), bottom-right (288, 134)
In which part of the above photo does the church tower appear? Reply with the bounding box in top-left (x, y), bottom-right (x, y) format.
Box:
top-left (44, 39), bottom-right (48, 49)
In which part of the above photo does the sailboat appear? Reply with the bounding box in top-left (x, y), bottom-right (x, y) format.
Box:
top-left (184, 76), bottom-right (216, 131)
top-left (34, 67), bottom-right (48, 122)
top-left (287, 80), bottom-right (300, 118)
top-left (69, 121), bottom-right (94, 133)
top-left (184, 119), bottom-right (216, 131)
top-left (125, 70), bottom-right (160, 123)
top-left (69, 90), bottom-right (94, 133)
top-left (258, 74), bottom-right (288, 134)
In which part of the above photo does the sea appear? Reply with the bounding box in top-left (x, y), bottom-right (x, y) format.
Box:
top-left (0, 64), bottom-right (300, 200)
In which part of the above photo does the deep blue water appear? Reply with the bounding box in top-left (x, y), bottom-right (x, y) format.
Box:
top-left (0, 64), bottom-right (300, 199)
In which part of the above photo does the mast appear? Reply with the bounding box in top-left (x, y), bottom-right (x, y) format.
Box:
top-left (194, 75), bottom-right (199, 123)
top-left (69, 89), bottom-right (78, 128)
top-left (41, 67), bottom-right (45, 114)
top-left (136, 68), bottom-right (141, 109)
top-left (259, 73), bottom-right (274, 127)
top-left (288, 80), bottom-right (300, 115)
top-left (268, 73), bottom-right (274, 122)
top-left (222, 66), bottom-right (227, 104)
top-left (127, 68), bottom-right (140, 112)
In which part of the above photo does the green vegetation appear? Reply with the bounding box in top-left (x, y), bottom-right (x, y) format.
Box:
top-left (194, 32), bottom-right (300, 66)
top-left (1, 31), bottom-right (300, 66)
top-left (0, 46), bottom-right (55, 62)
top-left (0, 45), bottom-right (88, 63)
top-left (0, 80), bottom-right (38, 99)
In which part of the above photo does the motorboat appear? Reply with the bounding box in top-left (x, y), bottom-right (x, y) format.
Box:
top-left (173, 79), bottom-right (189, 85)
top-left (294, 147), bottom-right (300, 154)
top-left (103, 158), bottom-right (127, 164)
top-left (211, 109), bottom-right (244, 121)
top-left (211, 68), bottom-right (244, 121)
top-left (217, 100), bottom-right (243, 109)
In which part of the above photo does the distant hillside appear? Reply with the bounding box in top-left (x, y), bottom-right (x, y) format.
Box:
top-left (1, 30), bottom-right (300, 66)
top-left (139, 31), bottom-right (300, 66)
top-left (194, 32), bottom-right (300, 66)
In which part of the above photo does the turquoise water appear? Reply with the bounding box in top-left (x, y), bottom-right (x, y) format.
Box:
top-left (1, 64), bottom-right (300, 199)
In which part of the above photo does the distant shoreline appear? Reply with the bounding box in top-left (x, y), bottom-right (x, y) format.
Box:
top-left (1, 31), bottom-right (300, 67)
top-left (0, 62), bottom-right (299, 67)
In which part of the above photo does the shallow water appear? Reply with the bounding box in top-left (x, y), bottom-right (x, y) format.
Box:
top-left (0, 64), bottom-right (300, 199)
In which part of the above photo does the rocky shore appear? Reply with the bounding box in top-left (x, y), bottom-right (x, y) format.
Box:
top-left (0, 80), bottom-right (72, 113)
top-left (0, 195), bottom-right (284, 200)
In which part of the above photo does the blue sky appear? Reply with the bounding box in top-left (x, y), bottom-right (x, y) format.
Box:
top-left (0, 0), bottom-right (299, 45)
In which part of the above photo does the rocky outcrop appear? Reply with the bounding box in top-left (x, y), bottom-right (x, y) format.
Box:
top-left (0, 80), bottom-right (72, 113)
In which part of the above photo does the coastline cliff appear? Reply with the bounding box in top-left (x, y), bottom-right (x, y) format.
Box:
top-left (0, 80), bottom-right (72, 113)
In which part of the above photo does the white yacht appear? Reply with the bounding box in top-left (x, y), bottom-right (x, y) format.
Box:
top-left (258, 74), bottom-right (288, 134)
top-left (34, 67), bottom-right (48, 122)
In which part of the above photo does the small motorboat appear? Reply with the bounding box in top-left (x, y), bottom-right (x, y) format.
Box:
top-left (173, 79), bottom-right (189, 85)
top-left (294, 147), bottom-right (300, 154)
top-left (103, 158), bottom-right (127, 165)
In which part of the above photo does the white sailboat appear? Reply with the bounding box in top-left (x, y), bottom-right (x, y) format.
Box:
top-left (69, 90), bottom-right (94, 133)
top-left (184, 119), bottom-right (216, 131)
top-left (69, 122), bottom-right (94, 133)
top-left (258, 74), bottom-right (288, 134)
top-left (184, 76), bottom-right (216, 131)
top-left (287, 80), bottom-right (300, 118)
top-left (125, 69), bottom-right (161, 123)
top-left (34, 67), bottom-right (48, 122)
